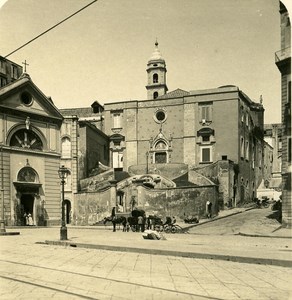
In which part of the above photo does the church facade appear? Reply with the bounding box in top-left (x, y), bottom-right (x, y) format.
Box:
top-left (0, 72), bottom-right (64, 226)
top-left (103, 43), bottom-right (265, 208)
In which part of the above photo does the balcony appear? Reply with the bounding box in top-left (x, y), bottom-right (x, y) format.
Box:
top-left (275, 47), bottom-right (291, 63)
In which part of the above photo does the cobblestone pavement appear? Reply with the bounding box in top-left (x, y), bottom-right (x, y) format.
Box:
top-left (1, 228), bottom-right (292, 299)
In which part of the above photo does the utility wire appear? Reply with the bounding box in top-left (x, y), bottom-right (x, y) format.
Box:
top-left (5, 0), bottom-right (98, 58)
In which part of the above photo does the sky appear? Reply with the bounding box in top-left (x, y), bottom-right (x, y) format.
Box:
top-left (0, 0), bottom-right (289, 123)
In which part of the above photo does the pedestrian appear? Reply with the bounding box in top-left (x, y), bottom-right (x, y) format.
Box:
top-left (111, 207), bottom-right (116, 220)
top-left (28, 213), bottom-right (33, 226)
top-left (146, 216), bottom-right (151, 229)
top-left (206, 201), bottom-right (212, 218)
top-left (137, 215), bottom-right (144, 232)
top-left (172, 216), bottom-right (176, 225)
top-left (24, 213), bottom-right (29, 226)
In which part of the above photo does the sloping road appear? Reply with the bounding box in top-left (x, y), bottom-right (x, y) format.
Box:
top-left (188, 207), bottom-right (284, 236)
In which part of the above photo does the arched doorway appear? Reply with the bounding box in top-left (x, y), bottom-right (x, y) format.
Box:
top-left (14, 165), bottom-right (42, 226)
top-left (64, 200), bottom-right (71, 224)
top-left (20, 194), bottom-right (34, 225)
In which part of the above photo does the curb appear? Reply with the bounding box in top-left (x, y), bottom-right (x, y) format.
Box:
top-left (0, 231), bottom-right (20, 236)
top-left (44, 240), bottom-right (292, 268)
top-left (237, 232), bottom-right (292, 239)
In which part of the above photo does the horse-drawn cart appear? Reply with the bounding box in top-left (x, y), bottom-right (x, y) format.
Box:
top-left (103, 209), bottom-right (146, 232)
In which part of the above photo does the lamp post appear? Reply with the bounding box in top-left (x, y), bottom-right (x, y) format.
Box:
top-left (0, 146), bottom-right (5, 233)
top-left (146, 151), bottom-right (149, 174)
top-left (58, 165), bottom-right (69, 240)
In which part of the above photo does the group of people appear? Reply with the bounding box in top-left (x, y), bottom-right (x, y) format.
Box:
top-left (23, 212), bottom-right (33, 226)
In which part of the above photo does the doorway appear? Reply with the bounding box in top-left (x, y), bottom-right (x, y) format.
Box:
top-left (20, 194), bottom-right (35, 225)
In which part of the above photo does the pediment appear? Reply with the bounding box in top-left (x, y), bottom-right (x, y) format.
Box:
top-left (0, 74), bottom-right (63, 122)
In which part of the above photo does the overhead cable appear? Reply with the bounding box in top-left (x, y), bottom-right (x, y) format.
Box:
top-left (5, 0), bottom-right (98, 58)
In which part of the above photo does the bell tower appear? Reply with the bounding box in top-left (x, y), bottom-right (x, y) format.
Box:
top-left (146, 41), bottom-right (168, 100)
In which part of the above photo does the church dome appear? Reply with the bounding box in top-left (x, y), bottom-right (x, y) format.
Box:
top-left (148, 41), bottom-right (165, 62)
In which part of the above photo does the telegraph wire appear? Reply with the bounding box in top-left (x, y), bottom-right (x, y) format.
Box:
top-left (5, 0), bottom-right (98, 58)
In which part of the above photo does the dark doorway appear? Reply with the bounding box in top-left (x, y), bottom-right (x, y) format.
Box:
top-left (20, 194), bottom-right (34, 225)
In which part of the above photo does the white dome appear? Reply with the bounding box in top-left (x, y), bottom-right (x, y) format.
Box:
top-left (149, 42), bottom-right (165, 62)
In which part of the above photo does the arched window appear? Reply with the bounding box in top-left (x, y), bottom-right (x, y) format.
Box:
top-left (153, 92), bottom-right (158, 99)
top-left (64, 170), bottom-right (72, 191)
top-left (154, 141), bottom-right (167, 163)
top-left (153, 73), bottom-right (158, 83)
top-left (61, 137), bottom-right (71, 158)
top-left (155, 141), bottom-right (166, 149)
top-left (17, 167), bottom-right (39, 183)
top-left (10, 129), bottom-right (43, 150)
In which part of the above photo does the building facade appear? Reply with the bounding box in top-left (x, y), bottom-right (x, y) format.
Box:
top-left (263, 123), bottom-right (282, 190)
top-left (59, 104), bottom-right (110, 223)
top-left (275, 1), bottom-right (291, 227)
top-left (102, 43), bottom-right (265, 208)
top-left (0, 56), bottom-right (22, 88)
top-left (0, 73), bottom-right (64, 226)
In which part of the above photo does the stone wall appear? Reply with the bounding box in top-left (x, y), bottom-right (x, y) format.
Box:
top-left (79, 170), bottom-right (114, 192)
top-left (71, 183), bottom-right (218, 226)
top-left (194, 160), bottom-right (234, 207)
top-left (72, 189), bottom-right (111, 226)
top-left (140, 185), bottom-right (218, 220)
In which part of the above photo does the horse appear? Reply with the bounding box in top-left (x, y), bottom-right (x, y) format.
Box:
top-left (103, 216), bottom-right (127, 232)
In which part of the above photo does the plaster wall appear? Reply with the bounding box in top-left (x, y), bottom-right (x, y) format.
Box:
top-left (72, 189), bottom-right (111, 225)
top-left (212, 98), bottom-right (239, 162)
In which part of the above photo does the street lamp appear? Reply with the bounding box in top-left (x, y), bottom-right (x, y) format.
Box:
top-left (58, 165), bottom-right (69, 240)
top-left (146, 151), bottom-right (149, 174)
top-left (0, 146), bottom-right (5, 233)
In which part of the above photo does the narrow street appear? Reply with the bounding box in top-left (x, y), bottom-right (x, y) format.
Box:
top-left (188, 207), bottom-right (283, 236)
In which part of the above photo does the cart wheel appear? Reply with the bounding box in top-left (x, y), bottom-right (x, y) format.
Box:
top-left (171, 226), bottom-right (177, 234)
top-left (164, 225), bottom-right (171, 233)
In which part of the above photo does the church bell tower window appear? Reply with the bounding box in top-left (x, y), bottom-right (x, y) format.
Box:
top-left (153, 92), bottom-right (158, 99)
top-left (153, 73), bottom-right (158, 83)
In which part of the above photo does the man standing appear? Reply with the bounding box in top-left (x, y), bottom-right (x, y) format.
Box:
top-left (137, 215), bottom-right (144, 232)
top-left (206, 201), bottom-right (212, 218)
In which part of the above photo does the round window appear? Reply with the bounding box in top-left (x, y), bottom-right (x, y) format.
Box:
top-left (156, 111), bottom-right (165, 121)
top-left (21, 92), bottom-right (33, 106)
